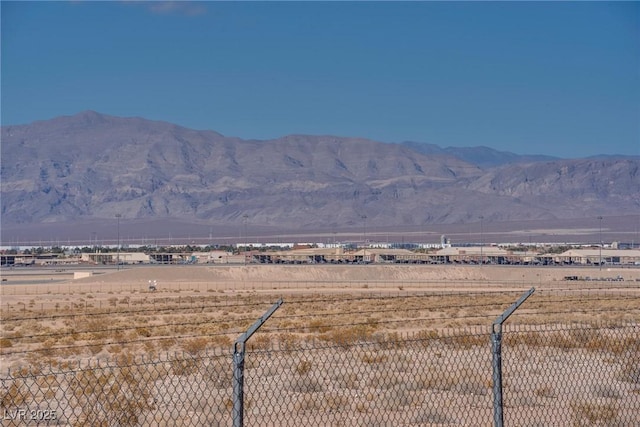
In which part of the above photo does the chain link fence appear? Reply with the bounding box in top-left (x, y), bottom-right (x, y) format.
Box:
top-left (2, 322), bottom-right (638, 426)
top-left (502, 323), bottom-right (640, 426)
top-left (1, 350), bottom-right (231, 426)
top-left (241, 330), bottom-right (493, 426)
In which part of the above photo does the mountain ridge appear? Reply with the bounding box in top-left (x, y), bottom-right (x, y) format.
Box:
top-left (1, 111), bottom-right (638, 232)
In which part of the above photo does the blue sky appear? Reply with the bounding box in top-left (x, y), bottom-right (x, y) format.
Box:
top-left (1, 1), bottom-right (638, 158)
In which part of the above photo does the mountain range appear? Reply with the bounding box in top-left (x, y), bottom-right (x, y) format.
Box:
top-left (1, 111), bottom-right (638, 240)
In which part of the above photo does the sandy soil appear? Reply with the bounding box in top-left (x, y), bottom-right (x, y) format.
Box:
top-left (1, 265), bottom-right (638, 426)
top-left (3, 264), bottom-right (639, 289)
top-left (1, 264), bottom-right (638, 312)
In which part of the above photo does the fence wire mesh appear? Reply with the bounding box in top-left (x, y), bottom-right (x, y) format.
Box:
top-left (1, 350), bottom-right (231, 426)
top-left (502, 323), bottom-right (640, 427)
top-left (1, 323), bottom-right (638, 426)
top-left (242, 330), bottom-right (493, 427)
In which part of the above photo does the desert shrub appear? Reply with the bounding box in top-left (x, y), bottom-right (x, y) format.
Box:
top-left (307, 319), bottom-right (331, 333)
top-left (591, 384), bottom-right (620, 399)
top-left (507, 332), bottom-right (547, 347)
top-left (1, 381), bottom-right (27, 408)
top-left (206, 361), bottom-right (231, 390)
top-left (68, 367), bottom-right (154, 427)
top-left (366, 371), bottom-right (400, 390)
top-left (361, 351), bottom-right (387, 364)
top-left (289, 376), bottom-right (323, 393)
top-left (509, 328), bottom-right (636, 356)
top-left (247, 334), bottom-right (271, 350)
top-left (294, 359), bottom-right (313, 376)
top-left (136, 327), bottom-right (152, 337)
top-left (384, 384), bottom-right (414, 407)
top-left (107, 344), bottom-right (123, 355)
top-left (355, 400), bottom-right (369, 413)
top-left (568, 329), bottom-right (604, 351)
top-left (534, 385), bottom-right (555, 398)
top-left (182, 338), bottom-right (208, 355)
top-left (142, 340), bottom-right (157, 356)
top-left (209, 334), bottom-right (232, 348)
top-left (387, 353), bottom-right (413, 373)
top-left (619, 359), bottom-right (640, 384)
top-left (322, 393), bottom-right (350, 412)
top-left (277, 333), bottom-right (299, 350)
top-left (170, 356), bottom-right (200, 376)
top-left (443, 333), bottom-right (486, 349)
top-left (88, 342), bottom-right (104, 356)
top-left (570, 401), bottom-right (618, 426)
top-left (82, 318), bottom-right (113, 340)
top-left (319, 325), bottom-right (375, 347)
top-left (38, 338), bottom-right (58, 357)
top-left (415, 329), bottom-right (439, 341)
top-left (332, 371), bottom-right (359, 389)
top-left (294, 393), bottom-right (322, 411)
top-left (372, 332), bottom-right (404, 349)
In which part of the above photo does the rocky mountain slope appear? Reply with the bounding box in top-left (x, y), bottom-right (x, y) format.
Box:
top-left (400, 141), bottom-right (558, 168)
top-left (1, 111), bottom-right (638, 231)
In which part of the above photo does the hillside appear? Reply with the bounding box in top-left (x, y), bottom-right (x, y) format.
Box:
top-left (1, 111), bottom-right (638, 237)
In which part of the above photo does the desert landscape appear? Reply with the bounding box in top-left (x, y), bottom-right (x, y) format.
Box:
top-left (1, 264), bottom-right (639, 426)
top-left (3, 2), bottom-right (638, 424)
top-left (2, 264), bottom-right (639, 366)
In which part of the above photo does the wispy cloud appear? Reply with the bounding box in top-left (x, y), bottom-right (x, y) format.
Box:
top-left (127, 1), bottom-right (208, 17)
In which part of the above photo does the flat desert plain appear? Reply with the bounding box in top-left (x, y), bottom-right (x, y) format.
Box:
top-left (1, 264), bottom-right (639, 368)
top-left (1, 265), bottom-right (639, 426)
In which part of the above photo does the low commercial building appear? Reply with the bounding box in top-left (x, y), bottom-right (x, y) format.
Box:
top-left (192, 251), bottom-right (235, 264)
top-left (553, 249), bottom-right (640, 266)
top-left (433, 246), bottom-right (511, 264)
top-left (81, 252), bottom-right (150, 265)
top-left (255, 247), bottom-right (349, 264)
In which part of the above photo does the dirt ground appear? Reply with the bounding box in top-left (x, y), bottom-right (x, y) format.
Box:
top-left (1, 265), bottom-right (639, 426)
top-left (2, 263), bottom-right (639, 296)
top-left (1, 264), bottom-right (638, 370)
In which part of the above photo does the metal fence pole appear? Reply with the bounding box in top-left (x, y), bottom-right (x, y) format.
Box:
top-left (491, 325), bottom-right (504, 427)
top-left (491, 287), bottom-right (535, 427)
top-left (232, 344), bottom-right (245, 427)
top-left (232, 298), bottom-right (283, 427)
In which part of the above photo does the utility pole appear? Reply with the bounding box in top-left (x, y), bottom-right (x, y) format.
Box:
top-left (480, 216), bottom-right (484, 267)
top-left (115, 213), bottom-right (122, 270)
top-left (243, 214), bottom-right (249, 265)
top-left (362, 214), bottom-right (367, 263)
top-left (597, 216), bottom-right (603, 271)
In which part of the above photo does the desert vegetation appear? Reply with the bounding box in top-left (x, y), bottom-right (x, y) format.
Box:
top-left (1, 265), bottom-right (639, 425)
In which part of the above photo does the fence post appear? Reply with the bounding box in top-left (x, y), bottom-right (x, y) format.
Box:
top-left (492, 287), bottom-right (535, 427)
top-left (232, 298), bottom-right (283, 427)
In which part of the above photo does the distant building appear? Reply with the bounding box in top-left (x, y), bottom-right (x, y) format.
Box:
top-left (192, 251), bottom-right (233, 263)
top-left (553, 249), bottom-right (640, 266)
top-left (81, 252), bottom-right (150, 264)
